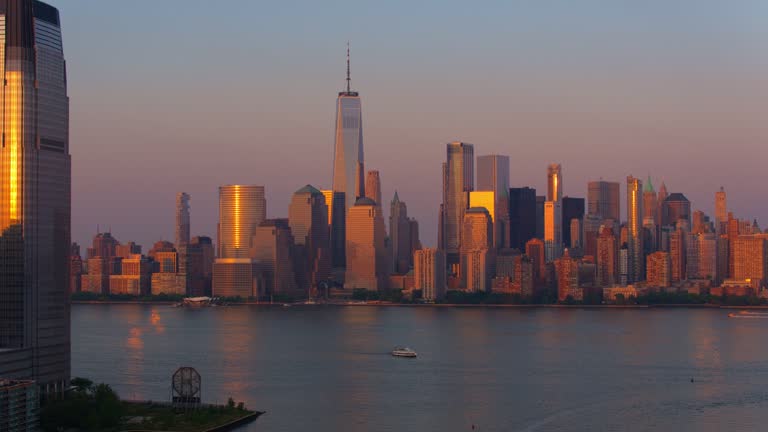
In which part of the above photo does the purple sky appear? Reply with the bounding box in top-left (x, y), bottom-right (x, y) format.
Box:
top-left (48, 0), bottom-right (768, 250)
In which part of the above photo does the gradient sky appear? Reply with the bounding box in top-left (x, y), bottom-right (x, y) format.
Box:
top-left (47, 0), bottom-right (768, 250)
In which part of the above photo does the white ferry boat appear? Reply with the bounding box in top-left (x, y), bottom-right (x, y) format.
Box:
top-left (391, 347), bottom-right (417, 358)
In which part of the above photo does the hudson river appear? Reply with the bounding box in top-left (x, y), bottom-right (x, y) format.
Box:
top-left (73, 304), bottom-right (768, 431)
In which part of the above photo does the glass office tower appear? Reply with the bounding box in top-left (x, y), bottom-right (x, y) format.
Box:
top-left (0, 0), bottom-right (70, 396)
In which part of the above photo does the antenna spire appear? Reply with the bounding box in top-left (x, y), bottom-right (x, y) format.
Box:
top-left (346, 41), bottom-right (351, 93)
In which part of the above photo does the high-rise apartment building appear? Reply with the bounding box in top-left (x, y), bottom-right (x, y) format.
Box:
top-left (217, 185), bottom-right (266, 259)
top-left (508, 187), bottom-right (537, 250)
top-left (731, 236), bottom-right (768, 283)
top-left (175, 192), bottom-right (190, 247)
top-left (715, 187), bottom-right (727, 235)
top-left (587, 180), bottom-right (620, 222)
top-left (345, 198), bottom-right (388, 290)
top-left (544, 201), bottom-right (562, 262)
top-left (414, 248), bottom-right (446, 301)
top-left (525, 238), bottom-right (546, 285)
top-left (555, 250), bottom-right (580, 302)
top-left (596, 226), bottom-right (617, 287)
top-left (460, 208), bottom-right (493, 291)
top-left (477, 154), bottom-right (510, 249)
top-left (440, 142), bottom-right (474, 264)
top-left (544, 164), bottom-right (563, 262)
top-left (626, 176), bottom-right (644, 283)
top-left (669, 228), bottom-right (686, 283)
top-left (547, 164), bottom-right (563, 202)
top-left (686, 232), bottom-right (717, 280)
top-left (646, 251), bottom-right (671, 288)
top-left (0, 0), bottom-right (71, 395)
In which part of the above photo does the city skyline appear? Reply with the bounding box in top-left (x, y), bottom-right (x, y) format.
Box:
top-left (42, 0), bottom-right (768, 250)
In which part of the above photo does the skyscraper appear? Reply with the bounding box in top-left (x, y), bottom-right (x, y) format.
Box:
top-left (626, 176), bottom-right (644, 283)
top-left (331, 46), bottom-right (364, 269)
top-left (715, 187), bottom-right (727, 235)
top-left (477, 154), bottom-right (510, 249)
top-left (217, 185), bottom-right (266, 259)
top-left (345, 197), bottom-right (388, 290)
top-left (0, 0), bottom-right (70, 395)
top-left (175, 192), bottom-right (190, 248)
top-left (364, 170), bottom-right (381, 208)
top-left (508, 187), bottom-right (537, 250)
top-left (460, 208), bottom-right (493, 291)
top-left (544, 164), bottom-right (563, 261)
top-left (562, 197), bottom-right (584, 248)
top-left (547, 164), bottom-right (563, 202)
top-left (414, 248), bottom-right (447, 301)
top-left (390, 191), bottom-right (411, 274)
top-left (587, 180), bottom-right (620, 221)
top-left (662, 193), bottom-right (691, 228)
top-left (440, 142), bottom-right (474, 264)
top-left (332, 45), bottom-right (364, 210)
top-left (642, 177), bottom-right (657, 225)
top-left (289, 185), bottom-right (331, 289)
top-left (251, 219), bottom-right (298, 297)
top-left (596, 226), bottom-right (617, 287)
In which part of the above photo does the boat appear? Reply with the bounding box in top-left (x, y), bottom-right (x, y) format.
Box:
top-left (182, 297), bottom-right (214, 307)
top-left (728, 311), bottom-right (768, 318)
top-left (391, 347), bottom-right (417, 358)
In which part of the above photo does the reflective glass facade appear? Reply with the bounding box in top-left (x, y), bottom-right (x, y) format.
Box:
top-left (217, 185), bottom-right (266, 259)
top-left (441, 142), bottom-right (474, 262)
top-left (0, 0), bottom-right (70, 395)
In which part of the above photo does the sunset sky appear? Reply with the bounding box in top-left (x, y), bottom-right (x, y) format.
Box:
top-left (48, 0), bottom-right (768, 249)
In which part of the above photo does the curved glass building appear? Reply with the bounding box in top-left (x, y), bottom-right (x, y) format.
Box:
top-left (0, 0), bottom-right (70, 395)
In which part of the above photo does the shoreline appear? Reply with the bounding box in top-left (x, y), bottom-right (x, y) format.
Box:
top-left (71, 300), bottom-right (768, 309)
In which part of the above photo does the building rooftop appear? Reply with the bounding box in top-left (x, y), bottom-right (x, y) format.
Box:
top-left (354, 197), bottom-right (377, 206)
top-left (664, 193), bottom-right (689, 202)
top-left (295, 184), bottom-right (322, 195)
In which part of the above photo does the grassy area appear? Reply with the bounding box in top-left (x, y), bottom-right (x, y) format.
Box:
top-left (41, 378), bottom-right (261, 432)
top-left (121, 401), bottom-right (260, 431)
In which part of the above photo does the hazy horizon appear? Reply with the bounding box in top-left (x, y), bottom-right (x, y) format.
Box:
top-left (48, 0), bottom-right (768, 250)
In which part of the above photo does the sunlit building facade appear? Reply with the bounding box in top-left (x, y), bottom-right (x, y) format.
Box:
top-left (0, 0), bottom-right (70, 395)
top-left (596, 226), bottom-right (617, 287)
top-left (646, 251), bottom-right (671, 288)
top-left (477, 154), bottom-right (510, 249)
top-left (217, 185), bottom-right (266, 259)
top-left (715, 187), bottom-right (727, 235)
top-left (364, 170), bottom-right (381, 208)
top-left (544, 200), bottom-right (562, 262)
top-left (345, 197), bottom-right (388, 290)
top-left (626, 176), bottom-right (644, 283)
top-left (212, 258), bottom-right (261, 299)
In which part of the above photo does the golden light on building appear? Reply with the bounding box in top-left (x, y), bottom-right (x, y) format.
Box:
top-left (469, 191), bottom-right (495, 223)
top-left (7, 71), bottom-right (22, 223)
top-left (233, 185), bottom-right (241, 249)
top-left (322, 189), bottom-right (334, 225)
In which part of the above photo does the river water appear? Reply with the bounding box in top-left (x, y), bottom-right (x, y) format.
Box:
top-left (72, 304), bottom-right (768, 431)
